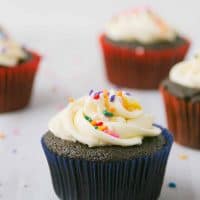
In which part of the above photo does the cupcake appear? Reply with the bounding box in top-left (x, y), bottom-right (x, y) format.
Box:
top-left (99, 7), bottom-right (190, 89)
top-left (0, 26), bottom-right (41, 112)
top-left (161, 54), bottom-right (200, 149)
top-left (42, 89), bottom-right (173, 200)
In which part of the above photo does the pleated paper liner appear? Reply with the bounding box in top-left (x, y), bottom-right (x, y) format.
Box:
top-left (42, 126), bottom-right (173, 200)
top-left (0, 51), bottom-right (41, 113)
top-left (161, 86), bottom-right (200, 149)
top-left (99, 34), bottom-right (190, 89)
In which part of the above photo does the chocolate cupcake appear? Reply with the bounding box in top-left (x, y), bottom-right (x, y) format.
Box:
top-left (99, 7), bottom-right (190, 89)
top-left (160, 53), bottom-right (200, 149)
top-left (0, 26), bottom-right (40, 113)
top-left (42, 89), bottom-right (173, 200)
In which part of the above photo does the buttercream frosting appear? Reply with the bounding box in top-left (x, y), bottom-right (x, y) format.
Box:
top-left (105, 7), bottom-right (177, 44)
top-left (169, 53), bottom-right (200, 89)
top-left (0, 27), bottom-right (27, 67)
top-left (49, 90), bottom-right (161, 147)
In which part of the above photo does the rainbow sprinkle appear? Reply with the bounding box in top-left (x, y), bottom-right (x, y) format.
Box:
top-left (84, 115), bottom-right (120, 138)
top-left (110, 95), bottom-right (115, 102)
top-left (103, 110), bottom-right (114, 117)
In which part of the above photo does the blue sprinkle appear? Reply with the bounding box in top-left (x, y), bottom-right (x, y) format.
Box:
top-left (110, 95), bottom-right (115, 102)
top-left (168, 182), bottom-right (176, 188)
top-left (89, 89), bottom-right (93, 96)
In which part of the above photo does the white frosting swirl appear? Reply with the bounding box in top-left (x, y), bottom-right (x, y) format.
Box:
top-left (169, 54), bottom-right (200, 88)
top-left (0, 27), bottom-right (27, 67)
top-left (105, 8), bottom-right (177, 44)
top-left (49, 90), bottom-right (161, 147)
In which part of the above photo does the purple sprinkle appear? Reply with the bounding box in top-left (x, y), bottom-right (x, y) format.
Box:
top-left (125, 92), bottom-right (132, 96)
top-left (98, 91), bottom-right (103, 95)
top-left (0, 47), bottom-right (6, 54)
top-left (110, 95), bottom-right (115, 102)
top-left (89, 89), bottom-right (93, 96)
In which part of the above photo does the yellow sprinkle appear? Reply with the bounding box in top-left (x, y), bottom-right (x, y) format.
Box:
top-left (179, 154), bottom-right (188, 160)
top-left (122, 96), bottom-right (142, 111)
top-left (91, 120), bottom-right (97, 126)
top-left (99, 126), bottom-right (108, 131)
top-left (68, 97), bottom-right (75, 103)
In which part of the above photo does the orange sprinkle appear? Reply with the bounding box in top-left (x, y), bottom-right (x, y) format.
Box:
top-left (109, 107), bottom-right (116, 112)
top-left (91, 120), bottom-right (97, 126)
top-left (0, 132), bottom-right (5, 140)
top-left (116, 91), bottom-right (123, 96)
top-left (99, 126), bottom-right (108, 131)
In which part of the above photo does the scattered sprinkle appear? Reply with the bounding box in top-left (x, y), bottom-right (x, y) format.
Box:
top-left (179, 154), bottom-right (188, 160)
top-left (24, 184), bottom-right (29, 188)
top-left (103, 110), bottom-right (114, 117)
top-left (12, 149), bottom-right (17, 154)
top-left (51, 86), bottom-right (58, 93)
top-left (0, 132), bottom-right (5, 140)
top-left (13, 129), bottom-right (20, 136)
top-left (110, 95), bottom-right (115, 102)
top-left (168, 182), bottom-right (176, 189)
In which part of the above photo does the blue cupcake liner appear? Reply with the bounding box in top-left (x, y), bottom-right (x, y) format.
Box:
top-left (41, 125), bottom-right (173, 200)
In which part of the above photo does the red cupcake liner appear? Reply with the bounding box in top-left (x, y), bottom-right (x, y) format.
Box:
top-left (160, 86), bottom-right (200, 149)
top-left (99, 34), bottom-right (190, 89)
top-left (0, 51), bottom-right (41, 113)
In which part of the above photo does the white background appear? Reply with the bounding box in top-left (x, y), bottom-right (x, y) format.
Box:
top-left (0, 0), bottom-right (200, 199)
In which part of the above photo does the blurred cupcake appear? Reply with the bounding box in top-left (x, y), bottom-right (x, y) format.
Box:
top-left (99, 7), bottom-right (190, 89)
top-left (0, 26), bottom-right (41, 113)
top-left (42, 89), bottom-right (173, 200)
top-left (160, 53), bottom-right (200, 149)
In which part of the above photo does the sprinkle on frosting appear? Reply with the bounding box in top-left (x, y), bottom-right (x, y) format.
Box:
top-left (48, 89), bottom-right (161, 147)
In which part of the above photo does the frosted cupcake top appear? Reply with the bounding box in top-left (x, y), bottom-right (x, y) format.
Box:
top-left (170, 53), bottom-right (200, 89)
top-left (0, 27), bottom-right (27, 67)
top-left (105, 7), bottom-right (177, 44)
top-left (49, 89), bottom-right (161, 147)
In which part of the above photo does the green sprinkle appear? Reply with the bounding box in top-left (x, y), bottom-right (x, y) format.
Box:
top-left (94, 126), bottom-right (98, 129)
top-left (84, 115), bottom-right (92, 122)
top-left (103, 110), bottom-right (114, 117)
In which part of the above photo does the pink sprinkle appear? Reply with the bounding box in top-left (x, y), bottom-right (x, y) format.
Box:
top-left (13, 129), bottom-right (20, 136)
top-left (135, 47), bottom-right (145, 55)
top-left (104, 130), bottom-right (120, 138)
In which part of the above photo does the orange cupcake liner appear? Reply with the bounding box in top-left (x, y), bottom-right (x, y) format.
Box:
top-left (160, 86), bottom-right (200, 149)
top-left (100, 34), bottom-right (190, 89)
top-left (0, 51), bottom-right (41, 113)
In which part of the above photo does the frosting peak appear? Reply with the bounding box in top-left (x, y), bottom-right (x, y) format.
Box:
top-left (105, 7), bottom-right (177, 44)
top-left (49, 90), bottom-right (161, 147)
top-left (169, 53), bottom-right (200, 89)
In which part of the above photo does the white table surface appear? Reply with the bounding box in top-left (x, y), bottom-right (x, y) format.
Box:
top-left (0, 0), bottom-right (200, 199)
